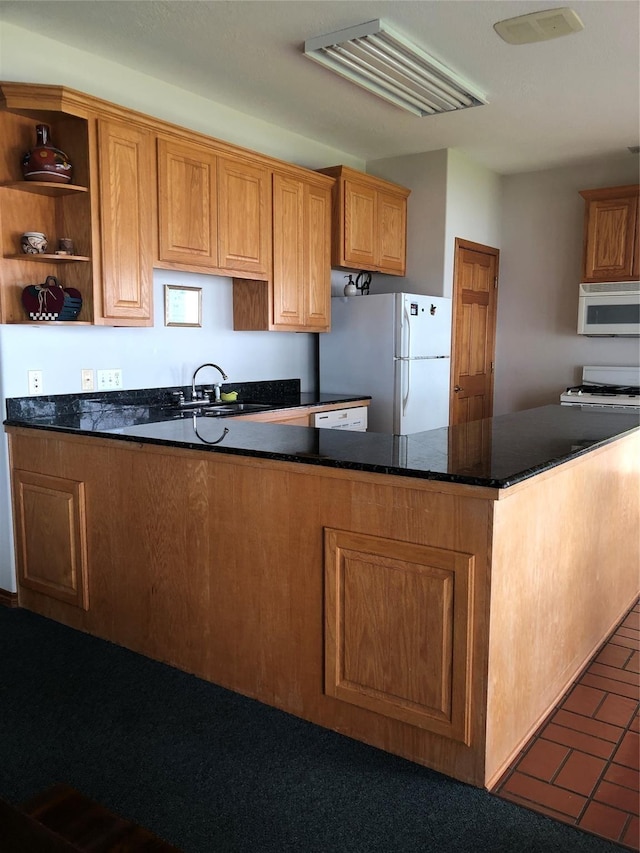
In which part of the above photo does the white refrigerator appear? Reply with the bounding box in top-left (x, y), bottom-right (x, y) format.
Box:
top-left (319, 293), bottom-right (452, 435)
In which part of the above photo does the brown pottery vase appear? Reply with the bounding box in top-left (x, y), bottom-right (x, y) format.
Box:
top-left (22, 124), bottom-right (73, 184)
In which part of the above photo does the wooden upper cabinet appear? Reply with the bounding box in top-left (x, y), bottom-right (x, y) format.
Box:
top-left (272, 173), bottom-right (331, 331)
top-left (233, 171), bottom-right (332, 332)
top-left (304, 182), bottom-right (332, 329)
top-left (378, 191), bottom-right (407, 275)
top-left (317, 165), bottom-right (410, 276)
top-left (157, 137), bottom-right (217, 269)
top-left (96, 118), bottom-right (154, 325)
top-left (343, 180), bottom-right (377, 269)
top-left (579, 185), bottom-right (639, 282)
top-left (217, 154), bottom-right (271, 277)
top-left (0, 84), bottom-right (154, 326)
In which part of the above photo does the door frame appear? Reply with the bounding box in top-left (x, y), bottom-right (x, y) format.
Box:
top-left (449, 238), bottom-right (500, 425)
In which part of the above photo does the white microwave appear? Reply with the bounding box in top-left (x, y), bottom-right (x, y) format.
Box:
top-left (577, 282), bottom-right (640, 336)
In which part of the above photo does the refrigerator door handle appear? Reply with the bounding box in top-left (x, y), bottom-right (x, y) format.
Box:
top-left (402, 302), bottom-right (411, 360)
top-left (402, 357), bottom-right (410, 415)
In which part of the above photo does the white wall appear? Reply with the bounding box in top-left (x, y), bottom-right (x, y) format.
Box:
top-left (494, 155), bottom-right (640, 414)
top-left (365, 150), bottom-right (449, 296)
top-left (365, 149), bottom-right (501, 298)
top-left (0, 21), bottom-right (363, 592)
top-left (444, 149), bottom-right (502, 296)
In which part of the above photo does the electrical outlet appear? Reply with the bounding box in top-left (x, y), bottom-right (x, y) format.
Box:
top-left (28, 369), bottom-right (43, 395)
top-left (97, 368), bottom-right (123, 390)
top-left (81, 369), bottom-right (95, 391)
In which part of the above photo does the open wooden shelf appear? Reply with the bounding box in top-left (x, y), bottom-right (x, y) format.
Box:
top-left (1, 180), bottom-right (88, 196)
top-left (4, 253), bottom-right (90, 262)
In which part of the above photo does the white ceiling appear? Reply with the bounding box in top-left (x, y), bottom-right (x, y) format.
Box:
top-left (1, 0), bottom-right (639, 175)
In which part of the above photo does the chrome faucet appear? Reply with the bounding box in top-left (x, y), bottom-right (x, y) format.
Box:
top-left (191, 363), bottom-right (228, 402)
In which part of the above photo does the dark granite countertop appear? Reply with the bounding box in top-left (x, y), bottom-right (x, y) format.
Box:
top-left (4, 380), bottom-right (638, 489)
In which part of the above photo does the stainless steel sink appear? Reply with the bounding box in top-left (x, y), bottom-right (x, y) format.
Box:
top-left (200, 402), bottom-right (272, 416)
top-left (167, 401), bottom-right (273, 418)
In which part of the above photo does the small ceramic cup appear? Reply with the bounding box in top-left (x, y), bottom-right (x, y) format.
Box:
top-left (21, 232), bottom-right (48, 254)
top-left (58, 237), bottom-right (74, 255)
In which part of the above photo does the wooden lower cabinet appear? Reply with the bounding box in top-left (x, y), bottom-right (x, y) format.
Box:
top-left (7, 427), bottom-right (639, 788)
top-left (12, 469), bottom-right (88, 610)
top-left (324, 529), bottom-right (474, 745)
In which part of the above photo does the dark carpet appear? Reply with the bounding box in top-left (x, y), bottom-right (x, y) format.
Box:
top-left (0, 607), bottom-right (625, 853)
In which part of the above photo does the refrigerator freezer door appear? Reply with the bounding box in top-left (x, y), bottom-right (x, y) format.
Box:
top-left (397, 294), bottom-right (452, 359)
top-left (394, 356), bottom-right (451, 434)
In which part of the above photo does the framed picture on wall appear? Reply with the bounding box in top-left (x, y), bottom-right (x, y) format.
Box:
top-left (164, 285), bottom-right (202, 327)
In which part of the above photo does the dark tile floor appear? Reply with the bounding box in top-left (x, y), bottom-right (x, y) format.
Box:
top-left (493, 598), bottom-right (639, 850)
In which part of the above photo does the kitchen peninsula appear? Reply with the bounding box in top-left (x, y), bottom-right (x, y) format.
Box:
top-left (4, 390), bottom-right (639, 789)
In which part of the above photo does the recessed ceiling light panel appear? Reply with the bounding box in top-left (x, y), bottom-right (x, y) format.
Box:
top-left (494, 7), bottom-right (584, 45)
top-left (304, 19), bottom-right (487, 117)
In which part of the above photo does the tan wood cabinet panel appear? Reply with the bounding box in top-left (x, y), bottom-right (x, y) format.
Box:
top-left (157, 137), bottom-right (218, 268)
top-left (580, 185), bottom-right (639, 282)
top-left (272, 173), bottom-right (305, 327)
top-left (217, 155), bottom-right (271, 277)
top-left (97, 118), bottom-right (154, 324)
top-left (233, 171), bottom-right (332, 332)
top-left (305, 182), bottom-right (332, 329)
top-left (344, 179), bottom-right (377, 269)
top-left (13, 469), bottom-right (88, 610)
top-left (378, 190), bottom-right (407, 275)
top-left (317, 165), bottom-right (410, 276)
top-left (271, 173), bottom-right (331, 331)
top-left (324, 528), bottom-right (474, 744)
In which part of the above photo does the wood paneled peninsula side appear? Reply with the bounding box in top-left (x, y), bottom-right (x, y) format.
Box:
top-left (4, 394), bottom-right (639, 789)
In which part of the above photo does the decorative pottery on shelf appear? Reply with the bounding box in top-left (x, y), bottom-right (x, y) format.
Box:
top-left (22, 124), bottom-right (73, 184)
top-left (21, 275), bottom-right (82, 321)
top-left (20, 231), bottom-right (48, 254)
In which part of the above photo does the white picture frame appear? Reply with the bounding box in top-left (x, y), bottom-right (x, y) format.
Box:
top-left (164, 285), bottom-right (202, 327)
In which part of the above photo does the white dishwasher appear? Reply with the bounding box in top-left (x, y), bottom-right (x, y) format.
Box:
top-left (313, 406), bottom-right (368, 431)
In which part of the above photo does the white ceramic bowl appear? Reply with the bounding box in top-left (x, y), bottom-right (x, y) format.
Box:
top-left (21, 232), bottom-right (48, 254)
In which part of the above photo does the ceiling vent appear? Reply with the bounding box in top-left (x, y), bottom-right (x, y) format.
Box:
top-left (304, 19), bottom-right (487, 117)
top-left (494, 7), bottom-right (584, 44)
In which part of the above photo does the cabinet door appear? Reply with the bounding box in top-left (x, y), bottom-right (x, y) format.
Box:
top-left (157, 137), bottom-right (217, 268)
top-left (325, 528), bottom-right (474, 744)
top-left (343, 179), bottom-right (377, 270)
top-left (218, 155), bottom-right (271, 276)
top-left (13, 469), bottom-right (89, 610)
top-left (377, 191), bottom-right (407, 275)
top-left (97, 118), bottom-right (154, 324)
top-left (272, 174), bottom-right (304, 327)
top-left (304, 182), bottom-right (331, 330)
top-left (582, 191), bottom-right (639, 282)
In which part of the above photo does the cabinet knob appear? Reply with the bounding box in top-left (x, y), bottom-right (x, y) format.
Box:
top-left (453, 385), bottom-right (463, 393)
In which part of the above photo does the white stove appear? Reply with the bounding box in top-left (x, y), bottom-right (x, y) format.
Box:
top-left (560, 365), bottom-right (640, 411)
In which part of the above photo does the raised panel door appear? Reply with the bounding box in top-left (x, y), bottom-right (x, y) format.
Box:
top-left (450, 240), bottom-right (498, 426)
top-left (325, 528), bottom-right (475, 744)
top-left (157, 137), bottom-right (217, 268)
top-left (377, 191), bottom-right (407, 275)
top-left (272, 173), bottom-right (304, 327)
top-left (303, 183), bottom-right (331, 331)
top-left (13, 469), bottom-right (89, 610)
top-left (218, 155), bottom-right (271, 276)
top-left (343, 179), bottom-right (376, 269)
top-left (97, 118), bottom-right (153, 324)
top-left (583, 195), bottom-right (638, 282)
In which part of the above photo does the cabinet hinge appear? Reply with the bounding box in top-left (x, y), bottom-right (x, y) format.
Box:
top-left (494, 276), bottom-right (498, 289)
top-left (491, 361), bottom-right (495, 373)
